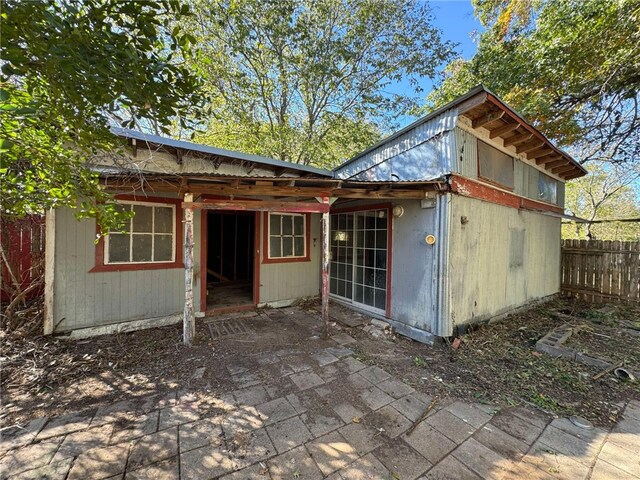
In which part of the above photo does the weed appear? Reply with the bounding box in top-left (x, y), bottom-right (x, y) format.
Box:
top-left (413, 356), bottom-right (429, 368)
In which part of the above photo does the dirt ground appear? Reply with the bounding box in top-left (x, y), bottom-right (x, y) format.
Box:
top-left (1, 296), bottom-right (638, 430)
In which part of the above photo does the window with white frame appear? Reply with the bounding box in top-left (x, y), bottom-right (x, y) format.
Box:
top-left (106, 202), bottom-right (176, 264)
top-left (268, 213), bottom-right (306, 259)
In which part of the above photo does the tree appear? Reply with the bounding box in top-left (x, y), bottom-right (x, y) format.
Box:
top-left (1, 0), bottom-right (204, 231)
top-left (427, 0), bottom-right (640, 167)
top-left (563, 162), bottom-right (640, 241)
top-left (184, 0), bottom-right (456, 167)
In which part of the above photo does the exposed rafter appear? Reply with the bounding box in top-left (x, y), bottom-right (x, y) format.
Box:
top-left (515, 139), bottom-right (545, 154)
top-left (472, 110), bottom-right (505, 129)
top-left (488, 122), bottom-right (520, 139)
top-left (503, 133), bottom-right (533, 147)
top-left (535, 154), bottom-right (563, 165)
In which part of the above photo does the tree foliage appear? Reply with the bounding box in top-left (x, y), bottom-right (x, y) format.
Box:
top-left (563, 162), bottom-right (640, 241)
top-left (184, 0), bottom-right (455, 167)
top-left (1, 0), bottom-right (203, 230)
top-left (427, 0), bottom-right (640, 166)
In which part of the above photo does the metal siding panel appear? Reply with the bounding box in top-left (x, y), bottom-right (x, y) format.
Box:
top-left (455, 128), bottom-right (478, 178)
top-left (335, 109), bottom-right (458, 180)
top-left (389, 200), bottom-right (437, 333)
top-left (447, 196), bottom-right (561, 327)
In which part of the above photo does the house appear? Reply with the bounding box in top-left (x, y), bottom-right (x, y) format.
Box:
top-left (43, 86), bottom-right (587, 343)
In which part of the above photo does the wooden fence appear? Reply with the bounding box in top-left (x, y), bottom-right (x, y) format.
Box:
top-left (1, 216), bottom-right (45, 303)
top-left (561, 239), bottom-right (640, 303)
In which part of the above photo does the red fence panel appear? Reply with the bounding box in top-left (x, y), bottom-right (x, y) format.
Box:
top-left (1, 215), bottom-right (45, 303)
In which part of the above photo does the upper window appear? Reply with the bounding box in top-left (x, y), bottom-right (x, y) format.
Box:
top-left (538, 172), bottom-right (558, 204)
top-left (478, 140), bottom-right (514, 189)
top-left (265, 212), bottom-right (309, 262)
top-left (106, 202), bottom-right (176, 264)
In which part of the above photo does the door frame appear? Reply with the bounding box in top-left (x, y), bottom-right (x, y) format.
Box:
top-left (329, 203), bottom-right (393, 318)
top-left (199, 208), bottom-right (260, 313)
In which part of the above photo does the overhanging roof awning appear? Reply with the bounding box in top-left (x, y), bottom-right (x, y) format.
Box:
top-left (110, 127), bottom-right (334, 178)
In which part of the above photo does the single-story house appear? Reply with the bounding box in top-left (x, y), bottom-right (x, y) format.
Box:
top-left (43, 86), bottom-right (587, 343)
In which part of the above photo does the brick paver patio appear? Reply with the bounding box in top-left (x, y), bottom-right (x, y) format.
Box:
top-left (1, 309), bottom-right (638, 479)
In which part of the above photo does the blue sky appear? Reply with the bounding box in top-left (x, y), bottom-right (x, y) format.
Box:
top-left (392, 0), bottom-right (483, 128)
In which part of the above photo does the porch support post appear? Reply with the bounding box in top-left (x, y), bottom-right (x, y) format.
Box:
top-left (321, 197), bottom-right (331, 339)
top-left (183, 193), bottom-right (195, 345)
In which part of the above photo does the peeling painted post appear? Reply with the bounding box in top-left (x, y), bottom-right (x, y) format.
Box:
top-left (321, 197), bottom-right (330, 339)
top-left (183, 193), bottom-right (195, 346)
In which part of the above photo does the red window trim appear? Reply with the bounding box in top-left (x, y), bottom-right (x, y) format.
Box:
top-left (327, 203), bottom-right (393, 318)
top-left (262, 212), bottom-right (311, 264)
top-left (90, 195), bottom-right (184, 273)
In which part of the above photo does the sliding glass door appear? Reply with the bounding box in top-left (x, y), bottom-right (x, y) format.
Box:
top-left (330, 208), bottom-right (389, 314)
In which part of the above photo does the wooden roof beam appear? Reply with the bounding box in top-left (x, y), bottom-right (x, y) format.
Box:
top-left (526, 146), bottom-right (554, 159)
top-left (551, 164), bottom-right (576, 174)
top-left (535, 154), bottom-right (562, 165)
top-left (545, 160), bottom-right (568, 169)
top-left (489, 122), bottom-right (520, 139)
top-left (515, 139), bottom-right (546, 154)
top-left (563, 171), bottom-right (584, 180)
top-left (503, 132), bottom-right (533, 147)
top-left (472, 110), bottom-right (505, 129)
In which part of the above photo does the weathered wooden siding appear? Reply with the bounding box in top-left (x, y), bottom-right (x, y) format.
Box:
top-left (259, 213), bottom-right (321, 304)
top-left (53, 206), bottom-right (201, 332)
top-left (561, 239), bottom-right (640, 302)
top-left (446, 195), bottom-right (561, 330)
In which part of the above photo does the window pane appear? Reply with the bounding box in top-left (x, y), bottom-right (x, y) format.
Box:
top-left (364, 287), bottom-right (374, 306)
top-left (155, 207), bottom-right (173, 233)
top-left (270, 237), bottom-right (281, 258)
top-left (375, 270), bottom-right (386, 289)
top-left (538, 173), bottom-right (557, 204)
top-left (294, 215), bottom-right (304, 235)
top-left (376, 230), bottom-right (386, 249)
top-left (282, 215), bottom-right (293, 235)
top-left (478, 140), bottom-right (514, 188)
top-left (154, 234), bottom-right (173, 261)
top-left (365, 268), bottom-right (375, 286)
top-left (330, 277), bottom-right (337, 294)
top-left (376, 212), bottom-right (387, 229)
top-left (365, 230), bottom-right (375, 248)
top-left (294, 236), bottom-right (304, 257)
top-left (108, 234), bottom-right (130, 263)
top-left (132, 205), bottom-right (153, 232)
top-left (375, 250), bottom-right (387, 269)
top-left (282, 237), bottom-right (293, 256)
top-left (114, 204), bottom-right (131, 233)
top-left (132, 235), bottom-right (152, 262)
top-left (374, 289), bottom-right (386, 310)
top-left (354, 284), bottom-right (363, 302)
top-left (270, 214), bottom-right (281, 235)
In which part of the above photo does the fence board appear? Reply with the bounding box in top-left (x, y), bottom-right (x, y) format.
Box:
top-left (561, 239), bottom-right (640, 303)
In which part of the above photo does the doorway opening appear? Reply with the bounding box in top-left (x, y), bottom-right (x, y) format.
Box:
top-left (205, 211), bottom-right (255, 309)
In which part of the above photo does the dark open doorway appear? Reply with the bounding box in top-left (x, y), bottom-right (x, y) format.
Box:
top-left (205, 211), bottom-right (255, 309)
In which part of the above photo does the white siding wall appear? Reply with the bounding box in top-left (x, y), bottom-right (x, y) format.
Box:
top-left (258, 213), bottom-right (321, 303)
top-left (53, 206), bottom-right (201, 332)
top-left (446, 195), bottom-right (561, 330)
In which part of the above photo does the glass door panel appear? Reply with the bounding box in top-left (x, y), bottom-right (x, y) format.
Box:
top-left (330, 209), bottom-right (388, 313)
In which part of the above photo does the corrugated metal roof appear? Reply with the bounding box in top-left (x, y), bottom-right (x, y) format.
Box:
top-left (111, 127), bottom-right (334, 178)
